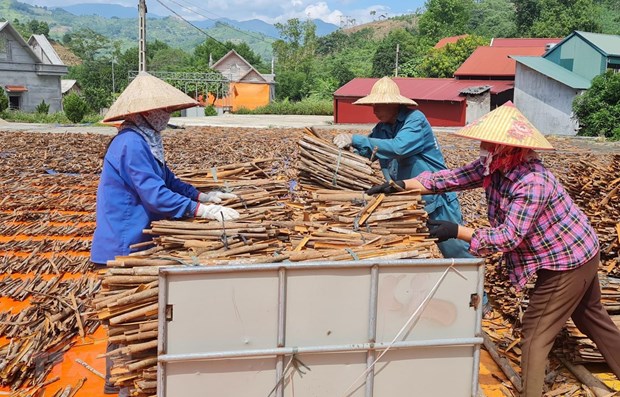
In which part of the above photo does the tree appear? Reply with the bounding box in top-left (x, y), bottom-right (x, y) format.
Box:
top-left (28, 20), bottom-right (49, 36)
top-left (514, 0), bottom-right (539, 36)
top-left (275, 70), bottom-right (308, 101)
top-left (0, 90), bottom-right (8, 113)
top-left (411, 35), bottom-right (489, 78)
top-left (150, 47), bottom-right (190, 71)
top-left (371, 29), bottom-right (427, 77)
top-left (63, 93), bottom-right (89, 123)
top-left (272, 19), bottom-right (318, 100)
top-left (469, 0), bottom-right (517, 38)
top-left (316, 30), bottom-right (349, 56)
top-left (273, 18), bottom-right (317, 74)
top-left (65, 28), bottom-right (110, 61)
top-left (11, 19), bottom-right (49, 38)
top-left (572, 70), bottom-right (620, 140)
top-left (530, 0), bottom-right (602, 37)
top-left (192, 39), bottom-right (266, 72)
top-left (417, 0), bottom-right (475, 42)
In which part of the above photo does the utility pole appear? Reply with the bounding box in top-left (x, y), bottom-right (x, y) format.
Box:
top-left (111, 57), bottom-right (116, 93)
top-left (138, 0), bottom-right (147, 72)
top-left (394, 43), bottom-right (400, 77)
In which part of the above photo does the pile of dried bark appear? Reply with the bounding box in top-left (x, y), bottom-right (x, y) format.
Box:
top-left (297, 131), bottom-right (383, 190)
top-left (1, 128), bottom-right (619, 396)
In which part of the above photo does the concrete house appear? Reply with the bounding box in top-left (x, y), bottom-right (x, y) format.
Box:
top-left (0, 22), bottom-right (68, 113)
top-left (511, 31), bottom-right (620, 135)
top-left (453, 39), bottom-right (561, 107)
top-left (209, 50), bottom-right (274, 112)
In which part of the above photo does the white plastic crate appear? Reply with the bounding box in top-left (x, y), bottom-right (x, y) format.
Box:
top-left (158, 258), bottom-right (484, 397)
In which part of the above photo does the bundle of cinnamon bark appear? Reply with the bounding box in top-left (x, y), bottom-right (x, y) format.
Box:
top-left (297, 128), bottom-right (384, 190)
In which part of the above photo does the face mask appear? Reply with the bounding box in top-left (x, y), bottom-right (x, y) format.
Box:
top-left (143, 109), bottom-right (171, 132)
top-left (480, 147), bottom-right (493, 176)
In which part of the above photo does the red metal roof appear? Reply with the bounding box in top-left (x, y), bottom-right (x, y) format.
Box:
top-left (5, 85), bottom-right (28, 92)
top-left (334, 78), bottom-right (513, 102)
top-left (490, 38), bottom-right (562, 47)
top-left (454, 46), bottom-right (546, 77)
top-left (434, 34), bottom-right (469, 49)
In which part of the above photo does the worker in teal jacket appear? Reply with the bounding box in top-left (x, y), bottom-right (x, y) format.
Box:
top-left (333, 77), bottom-right (475, 262)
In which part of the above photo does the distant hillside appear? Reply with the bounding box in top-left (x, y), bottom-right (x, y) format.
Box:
top-left (58, 3), bottom-right (164, 19)
top-left (344, 15), bottom-right (418, 39)
top-left (0, 0), bottom-right (338, 61)
top-left (49, 40), bottom-right (81, 66)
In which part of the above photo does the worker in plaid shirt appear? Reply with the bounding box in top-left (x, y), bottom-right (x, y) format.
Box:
top-left (368, 102), bottom-right (620, 396)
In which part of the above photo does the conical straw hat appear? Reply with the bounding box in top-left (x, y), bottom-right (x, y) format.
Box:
top-left (103, 72), bottom-right (198, 122)
top-left (455, 101), bottom-right (554, 150)
top-left (353, 77), bottom-right (418, 106)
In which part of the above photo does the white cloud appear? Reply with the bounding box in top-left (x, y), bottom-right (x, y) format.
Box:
top-left (303, 2), bottom-right (343, 25)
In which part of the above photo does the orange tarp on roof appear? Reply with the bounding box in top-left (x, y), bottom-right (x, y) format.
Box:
top-left (454, 46), bottom-right (547, 78)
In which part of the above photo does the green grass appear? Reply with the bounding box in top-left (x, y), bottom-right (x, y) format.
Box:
top-left (0, 110), bottom-right (102, 124)
top-left (233, 98), bottom-right (333, 115)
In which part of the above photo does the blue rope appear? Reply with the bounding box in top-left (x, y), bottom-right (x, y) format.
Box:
top-left (345, 248), bottom-right (359, 261)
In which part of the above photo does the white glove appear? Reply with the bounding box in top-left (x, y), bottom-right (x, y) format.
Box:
top-left (195, 203), bottom-right (240, 221)
top-left (333, 133), bottom-right (353, 149)
top-left (198, 191), bottom-right (238, 204)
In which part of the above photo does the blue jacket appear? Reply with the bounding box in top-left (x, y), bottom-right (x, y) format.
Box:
top-left (91, 129), bottom-right (199, 264)
top-left (351, 107), bottom-right (458, 214)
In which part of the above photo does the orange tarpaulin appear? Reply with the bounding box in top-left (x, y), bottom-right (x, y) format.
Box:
top-left (208, 82), bottom-right (270, 111)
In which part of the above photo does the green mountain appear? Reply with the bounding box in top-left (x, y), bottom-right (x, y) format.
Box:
top-left (0, 0), bottom-right (276, 60)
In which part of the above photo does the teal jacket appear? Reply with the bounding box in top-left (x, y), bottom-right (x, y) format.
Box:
top-left (351, 107), bottom-right (457, 215)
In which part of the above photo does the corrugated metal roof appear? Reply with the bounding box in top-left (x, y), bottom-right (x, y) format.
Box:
top-left (490, 38), bottom-right (562, 47)
top-left (434, 35), bottom-right (468, 49)
top-left (575, 31), bottom-right (620, 57)
top-left (334, 78), bottom-right (513, 102)
top-left (61, 79), bottom-right (77, 94)
top-left (29, 34), bottom-right (64, 65)
top-left (511, 56), bottom-right (591, 89)
top-left (454, 46), bottom-right (546, 77)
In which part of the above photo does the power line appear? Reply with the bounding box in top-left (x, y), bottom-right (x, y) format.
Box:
top-left (154, 0), bottom-right (229, 51)
top-left (158, 0), bottom-right (279, 44)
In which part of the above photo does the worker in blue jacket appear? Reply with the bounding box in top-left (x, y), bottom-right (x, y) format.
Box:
top-left (334, 77), bottom-right (473, 260)
top-left (91, 72), bottom-right (239, 396)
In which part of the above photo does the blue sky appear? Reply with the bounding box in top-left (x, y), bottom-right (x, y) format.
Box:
top-left (23, 0), bottom-right (427, 25)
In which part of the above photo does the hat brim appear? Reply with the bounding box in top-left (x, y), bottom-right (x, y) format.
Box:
top-left (454, 132), bottom-right (555, 150)
top-left (103, 102), bottom-right (197, 123)
top-left (453, 101), bottom-right (555, 150)
top-left (353, 93), bottom-right (418, 106)
top-left (103, 72), bottom-right (199, 122)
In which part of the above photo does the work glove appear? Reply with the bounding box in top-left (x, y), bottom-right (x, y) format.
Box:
top-left (333, 133), bottom-right (353, 149)
top-left (426, 219), bottom-right (459, 242)
top-left (366, 180), bottom-right (405, 195)
top-left (195, 203), bottom-right (240, 221)
top-left (198, 191), bottom-right (238, 204)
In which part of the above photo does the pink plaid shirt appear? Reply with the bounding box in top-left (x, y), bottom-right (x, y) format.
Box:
top-left (417, 158), bottom-right (599, 290)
